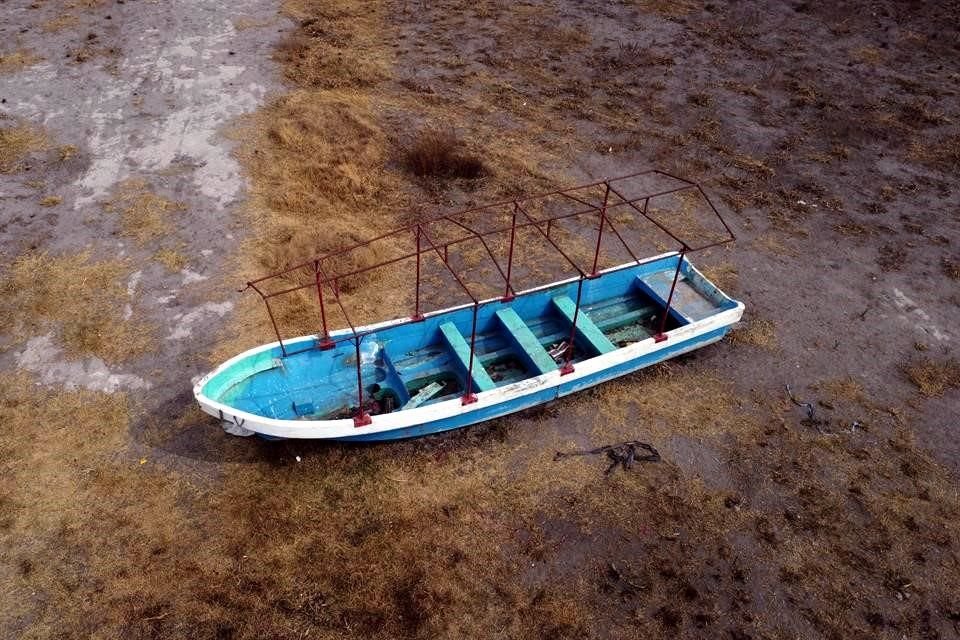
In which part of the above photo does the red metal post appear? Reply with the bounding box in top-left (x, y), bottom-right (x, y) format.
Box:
top-left (353, 337), bottom-right (372, 427)
top-left (654, 249), bottom-right (686, 343)
top-left (502, 208), bottom-right (518, 302)
top-left (560, 277), bottom-right (585, 375)
top-left (315, 261), bottom-right (334, 350)
top-left (589, 183), bottom-right (611, 278)
top-left (462, 304), bottom-right (479, 405)
top-left (248, 282), bottom-right (286, 357)
top-left (413, 225), bottom-right (424, 321)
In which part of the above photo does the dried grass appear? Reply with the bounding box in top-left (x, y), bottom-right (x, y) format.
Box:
top-left (0, 122), bottom-right (47, 173)
top-left (943, 256), bottom-right (960, 280)
top-left (729, 317), bottom-right (776, 348)
top-left (273, 0), bottom-right (388, 89)
top-left (41, 14), bottom-right (79, 33)
top-left (632, 0), bottom-right (700, 18)
top-left (698, 262), bottom-right (738, 292)
top-left (817, 376), bottom-right (867, 404)
top-left (908, 135), bottom-right (960, 172)
top-left (902, 358), bottom-right (960, 397)
top-left (232, 16), bottom-right (273, 30)
top-left (0, 48), bottom-right (40, 74)
top-left (154, 248), bottom-right (189, 271)
top-left (103, 179), bottom-right (186, 244)
top-left (0, 251), bottom-right (154, 362)
top-left (38, 195), bottom-right (62, 206)
top-left (58, 144), bottom-right (78, 161)
top-left (851, 46), bottom-right (883, 64)
top-left (400, 127), bottom-right (486, 180)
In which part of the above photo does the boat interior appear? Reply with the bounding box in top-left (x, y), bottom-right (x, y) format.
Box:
top-left (203, 256), bottom-right (738, 421)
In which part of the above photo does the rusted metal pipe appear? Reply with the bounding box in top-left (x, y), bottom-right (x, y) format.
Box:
top-left (353, 336), bottom-right (371, 427)
top-left (654, 248), bottom-right (686, 343)
top-left (502, 209), bottom-right (518, 301)
top-left (463, 304), bottom-right (480, 405)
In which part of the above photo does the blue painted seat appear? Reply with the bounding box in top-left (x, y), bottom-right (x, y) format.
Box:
top-left (636, 270), bottom-right (717, 323)
top-left (438, 322), bottom-right (496, 392)
top-left (551, 296), bottom-right (616, 355)
top-left (495, 307), bottom-right (558, 375)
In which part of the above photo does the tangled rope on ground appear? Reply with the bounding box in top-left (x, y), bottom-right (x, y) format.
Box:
top-left (554, 440), bottom-right (661, 475)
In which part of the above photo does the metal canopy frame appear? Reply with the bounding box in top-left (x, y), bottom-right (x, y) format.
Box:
top-left (242, 170), bottom-right (734, 426)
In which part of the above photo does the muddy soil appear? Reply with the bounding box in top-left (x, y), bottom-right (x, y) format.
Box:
top-left (2, 1), bottom-right (960, 639)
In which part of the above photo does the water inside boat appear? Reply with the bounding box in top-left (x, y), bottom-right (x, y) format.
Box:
top-left (201, 255), bottom-right (735, 422)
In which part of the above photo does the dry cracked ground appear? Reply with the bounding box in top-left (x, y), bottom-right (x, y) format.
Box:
top-left (2, 1), bottom-right (960, 639)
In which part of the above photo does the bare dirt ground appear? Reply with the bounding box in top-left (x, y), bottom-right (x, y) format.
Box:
top-left (2, 1), bottom-right (960, 638)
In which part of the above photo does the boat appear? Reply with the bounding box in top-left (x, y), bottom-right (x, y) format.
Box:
top-left (193, 171), bottom-right (744, 441)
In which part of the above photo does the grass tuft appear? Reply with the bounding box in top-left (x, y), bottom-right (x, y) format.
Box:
top-left (41, 14), bottom-right (79, 33)
top-left (103, 179), bottom-right (186, 244)
top-left (401, 128), bottom-right (487, 180)
top-left (942, 256), bottom-right (960, 280)
top-left (0, 123), bottom-right (47, 173)
top-left (908, 135), bottom-right (960, 172)
top-left (902, 358), bottom-right (960, 397)
top-left (0, 48), bottom-right (40, 74)
top-left (729, 317), bottom-right (776, 349)
top-left (154, 248), bottom-right (189, 271)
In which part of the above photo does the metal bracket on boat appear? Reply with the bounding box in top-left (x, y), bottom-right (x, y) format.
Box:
top-left (353, 411), bottom-right (372, 427)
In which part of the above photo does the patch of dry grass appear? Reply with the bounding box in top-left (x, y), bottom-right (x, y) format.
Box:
top-left (41, 14), bottom-right (79, 33)
top-left (273, 0), bottom-right (388, 89)
top-left (0, 48), bottom-right (40, 74)
top-left (699, 262), bottom-right (738, 292)
top-left (851, 45), bottom-right (883, 64)
top-left (0, 251), bottom-right (154, 362)
top-left (817, 376), bottom-right (867, 404)
top-left (632, 0), bottom-right (700, 17)
top-left (908, 135), bottom-right (960, 172)
top-left (103, 179), bottom-right (186, 244)
top-left (902, 357), bottom-right (960, 397)
top-left (401, 127), bottom-right (486, 180)
top-left (38, 195), bottom-right (62, 206)
top-left (943, 256), bottom-right (960, 280)
top-left (564, 364), bottom-right (748, 444)
top-left (232, 15), bottom-right (273, 30)
top-left (234, 89), bottom-right (413, 335)
top-left (729, 317), bottom-right (776, 348)
top-left (154, 247), bottom-right (189, 271)
top-left (0, 122), bottom-right (47, 173)
top-left (58, 144), bottom-right (78, 161)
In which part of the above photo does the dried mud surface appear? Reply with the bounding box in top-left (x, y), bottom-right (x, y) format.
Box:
top-left (2, 1), bottom-right (960, 639)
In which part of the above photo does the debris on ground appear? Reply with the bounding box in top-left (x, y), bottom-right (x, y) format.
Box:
top-left (554, 440), bottom-right (661, 475)
top-left (785, 384), bottom-right (835, 434)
